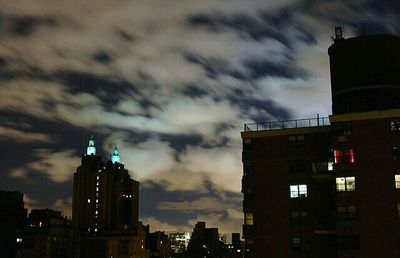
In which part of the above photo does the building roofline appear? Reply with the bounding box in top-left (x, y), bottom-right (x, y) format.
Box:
top-left (330, 108), bottom-right (400, 123)
top-left (241, 125), bottom-right (330, 138)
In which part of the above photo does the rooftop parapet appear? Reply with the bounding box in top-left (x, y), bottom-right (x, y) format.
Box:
top-left (244, 116), bottom-right (330, 132)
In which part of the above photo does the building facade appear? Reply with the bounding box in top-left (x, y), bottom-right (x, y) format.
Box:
top-left (186, 222), bottom-right (223, 258)
top-left (16, 209), bottom-right (73, 258)
top-left (241, 32), bottom-right (400, 257)
top-left (73, 136), bottom-right (145, 258)
top-left (0, 190), bottom-right (27, 258)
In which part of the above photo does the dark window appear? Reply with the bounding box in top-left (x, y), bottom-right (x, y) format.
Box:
top-left (288, 135), bottom-right (305, 148)
top-left (245, 239), bottom-right (254, 252)
top-left (337, 206), bottom-right (357, 219)
top-left (291, 237), bottom-right (310, 251)
top-left (337, 235), bottom-right (360, 250)
top-left (312, 159), bottom-right (334, 173)
top-left (393, 146), bottom-right (400, 160)
top-left (291, 210), bottom-right (309, 223)
top-left (244, 188), bottom-right (253, 200)
top-left (243, 138), bottom-right (252, 151)
top-left (288, 160), bottom-right (308, 173)
top-left (390, 119), bottom-right (400, 132)
top-left (397, 204), bottom-right (400, 218)
top-left (243, 163), bottom-right (253, 176)
top-left (332, 122), bottom-right (352, 136)
top-left (334, 149), bottom-right (355, 163)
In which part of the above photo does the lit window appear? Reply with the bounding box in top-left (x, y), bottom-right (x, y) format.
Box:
top-left (290, 185), bottom-right (308, 198)
top-left (390, 120), bottom-right (400, 131)
top-left (96, 187), bottom-right (99, 192)
top-left (336, 177), bottom-right (356, 192)
top-left (393, 146), bottom-right (400, 160)
top-left (16, 238), bottom-right (23, 243)
top-left (334, 149), bottom-right (355, 163)
top-left (87, 199), bottom-right (91, 203)
top-left (328, 159), bottom-right (334, 171)
top-left (245, 213), bottom-right (254, 225)
top-left (395, 175), bottom-right (400, 188)
top-left (95, 210), bottom-right (98, 215)
top-left (96, 176), bottom-right (99, 180)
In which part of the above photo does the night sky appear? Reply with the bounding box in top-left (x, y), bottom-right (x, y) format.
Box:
top-left (0, 0), bottom-right (399, 237)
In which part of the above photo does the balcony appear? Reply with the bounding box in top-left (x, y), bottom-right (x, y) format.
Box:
top-left (244, 116), bottom-right (330, 132)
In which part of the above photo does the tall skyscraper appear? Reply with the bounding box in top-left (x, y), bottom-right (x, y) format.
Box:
top-left (73, 136), bottom-right (145, 258)
top-left (241, 31), bottom-right (400, 257)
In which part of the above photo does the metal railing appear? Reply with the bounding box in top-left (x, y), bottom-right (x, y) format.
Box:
top-left (244, 116), bottom-right (330, 132)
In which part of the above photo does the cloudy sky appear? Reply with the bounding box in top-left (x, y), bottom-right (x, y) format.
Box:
top-left (0, 0), bottom-right (399, 237)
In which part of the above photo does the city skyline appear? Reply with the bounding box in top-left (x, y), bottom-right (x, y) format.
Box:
top-left (0, 0), bottom-right (399, 237)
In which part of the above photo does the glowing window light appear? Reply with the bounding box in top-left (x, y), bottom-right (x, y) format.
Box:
top-left (334, 149), bottom-right (355, 164)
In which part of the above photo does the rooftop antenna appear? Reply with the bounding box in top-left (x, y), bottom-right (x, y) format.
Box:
top-left (332, 26), bottom-right (345, 42)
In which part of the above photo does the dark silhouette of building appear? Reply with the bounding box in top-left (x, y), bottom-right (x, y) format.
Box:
top-left (241, 31), bottom-right (400, 257)
top-left (73, 136), bottom-right (146, 258)
top-left (221, 233), bottom-right (244, 258)
top-left (0, 190), bottom-right (27, 258)
top-left (186, 222), bottom-right (223, 258)
top-left (146, 230), bottom-right (169, 258)
top-left (16, 209), bottom-right (73, 258)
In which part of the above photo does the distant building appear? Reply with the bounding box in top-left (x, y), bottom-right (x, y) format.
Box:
top-left (221, 233), bottom-right (244, 258)
top-left (186, 222), bottom-right (223, 258)
top-left (146, 230), bottom-right (169, 258)
top-left (16, 209), bottom-right (73, 258)
top-left (73, 136), bottom-right (146, 258)
top-left (169, 232), bottom-right (190, 254)
top-left (0, 190), bottom-right (27, 258)
top-left (241, 31), bottom-right (400, 257)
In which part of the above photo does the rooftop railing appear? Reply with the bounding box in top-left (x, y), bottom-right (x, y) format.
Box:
top-left (244, 116), bottom-right (330, 132)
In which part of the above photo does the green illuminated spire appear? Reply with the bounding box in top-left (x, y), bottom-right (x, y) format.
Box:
top-left (110, 146), bottom-right (121, 164)
top-left (87, 135), bottom-right (96, 155)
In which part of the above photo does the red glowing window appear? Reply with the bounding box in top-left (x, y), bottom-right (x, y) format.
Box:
top-left (334, 149), bottom-right (355, 164)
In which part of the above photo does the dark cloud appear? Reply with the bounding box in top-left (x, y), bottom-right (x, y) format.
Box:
top-left (140, 180), bottom-right (241, 226)
top-left (244, 57), bottom-right (308, 79)
top-left (93, 51), bottom-right (113, 64)
top-left (9, 15), bottom-right (58, 36)
top-left (118, 30), bottom-right (135, 42)
top-left (187, 11), bottom-right (317, 47)
top-left (180, 84), bottom-right (209, 98)
top-left (184, 53), bottom-right (242, 79)
top-left (55, 70), bottom-right (137, 106)
top-left (160, 134), bottom-right (203, 155)
top-left (0, 56), bottom-right (7, 68)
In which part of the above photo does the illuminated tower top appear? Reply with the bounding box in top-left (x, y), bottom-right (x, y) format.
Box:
top-left (86, 135), bottom-right (96, 155)
top-left (110, 146), bottom-right (121, 164)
